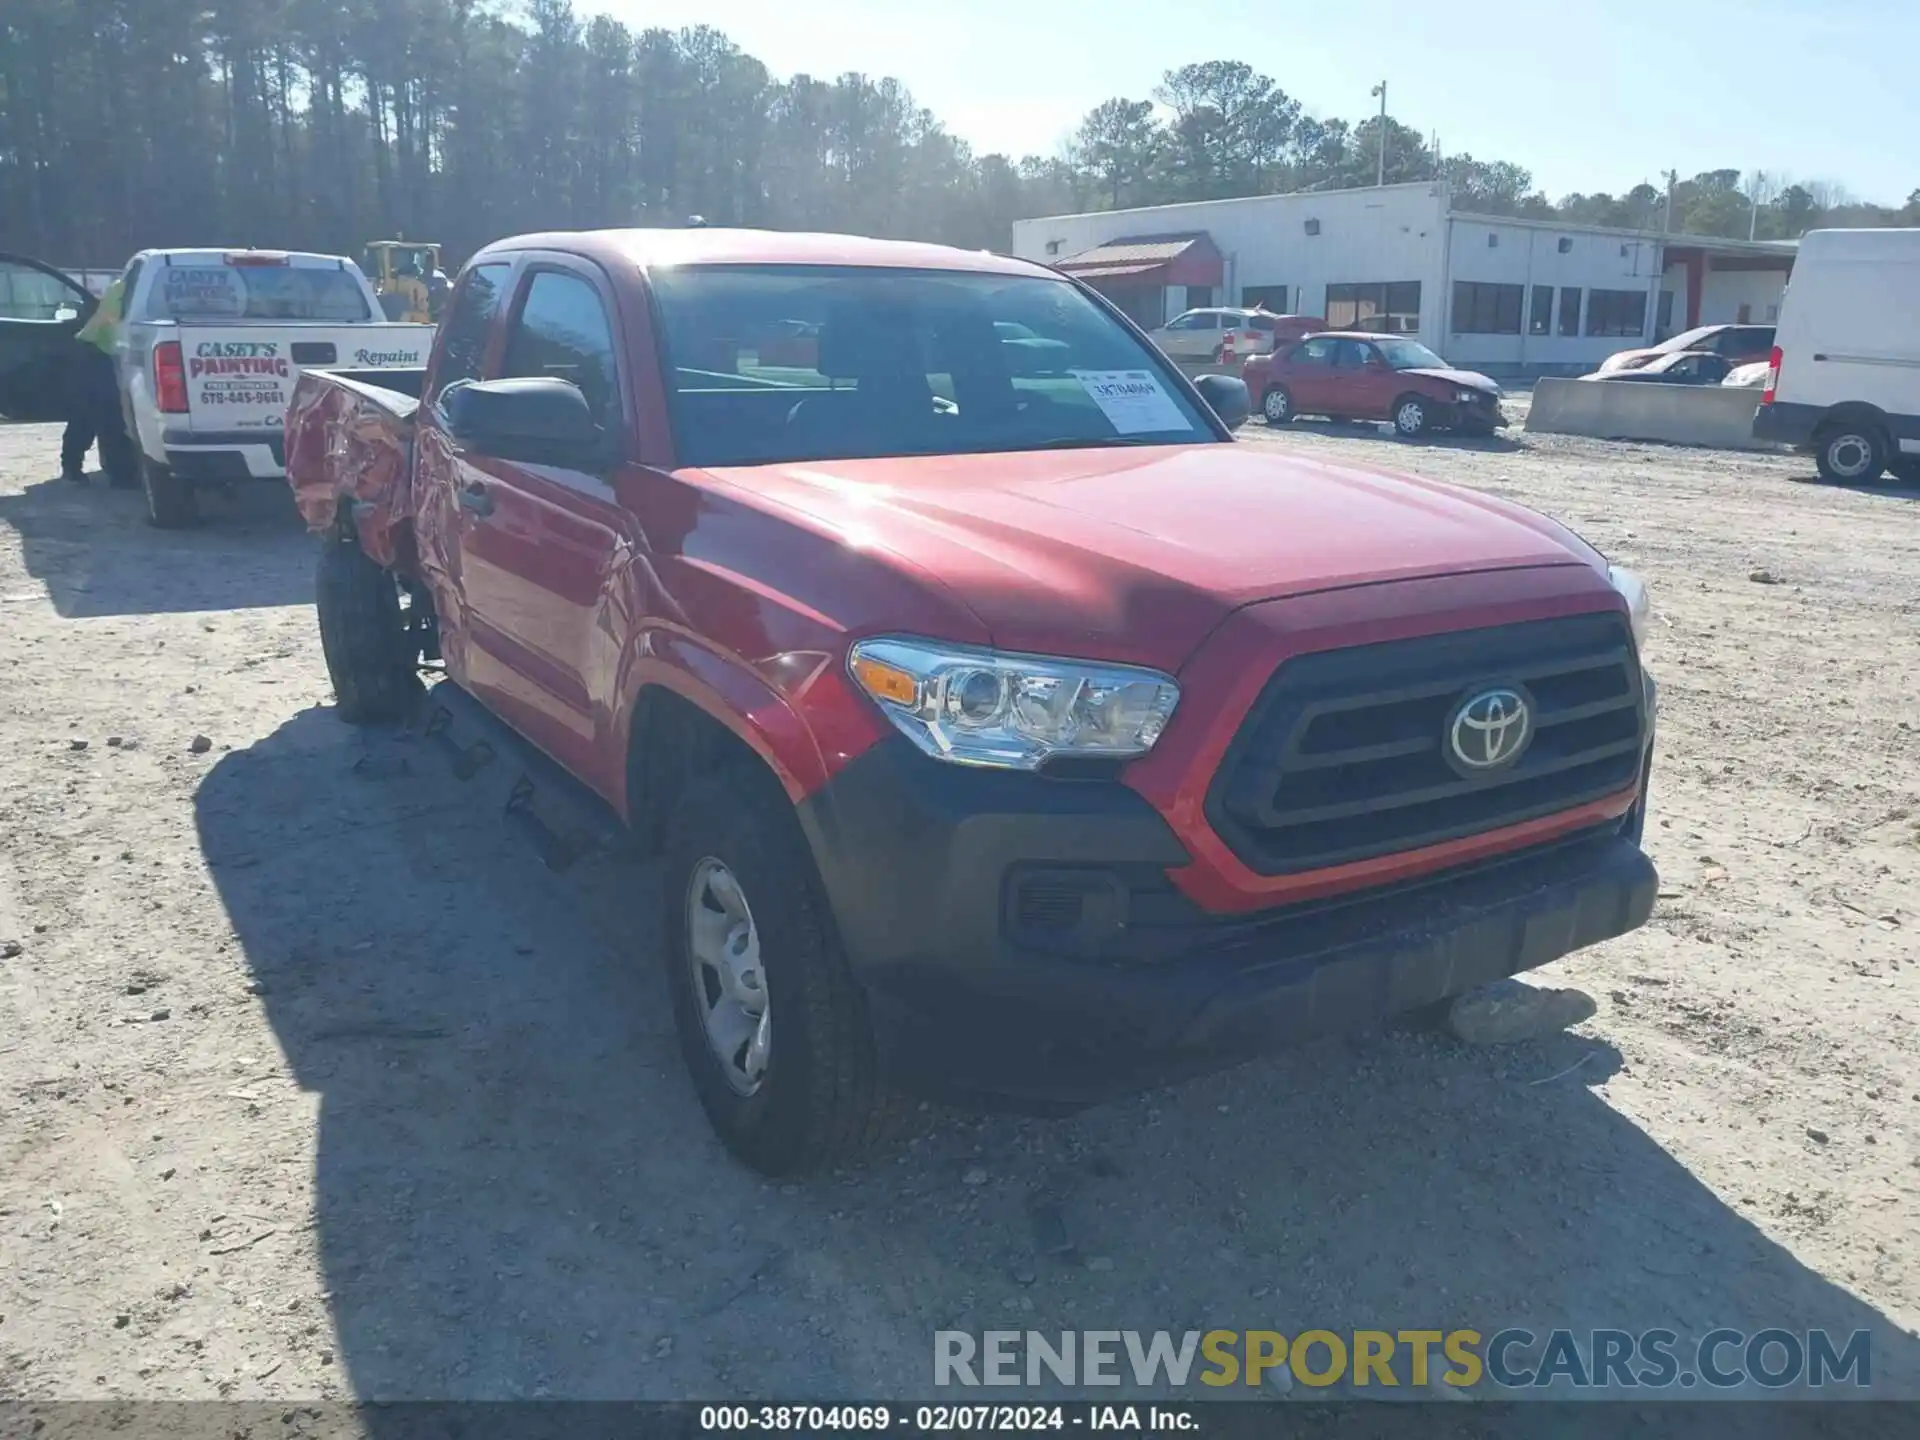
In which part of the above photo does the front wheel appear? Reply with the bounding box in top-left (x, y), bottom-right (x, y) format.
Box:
top-left (140, 455), bottom-right (197, 527)
top-left (1814, 424), bottom-right (1888, 484)
top-left (1393, 396), bottom-right (1431, 437)
top-left (662, 767), bottom-right (903, 1174)
top-left (1261, 386), bottom-right (1293, 425)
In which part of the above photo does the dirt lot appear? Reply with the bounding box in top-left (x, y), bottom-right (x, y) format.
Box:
top-left (0, 415), bottom-right (1916, 1409)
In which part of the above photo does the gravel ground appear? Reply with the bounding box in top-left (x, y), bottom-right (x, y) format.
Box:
top-left (0, 416), bottom-right (1916, 1411)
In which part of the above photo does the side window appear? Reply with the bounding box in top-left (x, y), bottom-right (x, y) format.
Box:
top-left (500, 269), bottom-right (620, 428)
top-left (1165, 313), bottom-right (1199, 331)
top-left (120, 259), bottom-right (145, 313)
top-left (434, 262), bottom-right (511, 396)
top-left (1296, 338), bottom-right (1337, 365)
top-left (1334, 340), bottom-right (1372, 369)
top-left (0, 258), bottom-right (90, 321)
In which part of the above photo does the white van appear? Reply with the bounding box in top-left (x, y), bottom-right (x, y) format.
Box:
top-left (1753, 227), bottom-right (1920, 483)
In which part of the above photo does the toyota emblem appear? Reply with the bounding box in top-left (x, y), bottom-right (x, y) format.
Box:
top-left (1447, 687), bottom-right (1533, 772)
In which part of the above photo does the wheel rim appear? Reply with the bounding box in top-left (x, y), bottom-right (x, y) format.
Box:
top-left (685, 857), bottom-right (771, 1096)
top-left (1263, 390), bottom-right (1289, 422)
top-left (1826, 434), bottom-right (1874, 478)
top-left (1397, 402), bottom-right (1424, 433)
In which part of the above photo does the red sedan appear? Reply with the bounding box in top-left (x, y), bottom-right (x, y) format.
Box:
top-left (1242, 332), bottom-right (1506, 437)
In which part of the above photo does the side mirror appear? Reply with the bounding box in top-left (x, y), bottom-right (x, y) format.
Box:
top-left (443, 377), bottom-right (606, 466)
top-left (1192, 373), bottom-right (1250, 431)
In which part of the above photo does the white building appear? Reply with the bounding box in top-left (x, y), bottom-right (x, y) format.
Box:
top-left (1010, 182), bottom-right (1797, 374)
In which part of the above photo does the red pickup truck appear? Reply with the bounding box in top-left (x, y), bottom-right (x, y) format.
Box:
top-left (285, 228), bottom-right (1659, 1174)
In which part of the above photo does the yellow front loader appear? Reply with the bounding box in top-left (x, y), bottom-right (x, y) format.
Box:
top-left (365, 238), bottom-right (445, 323)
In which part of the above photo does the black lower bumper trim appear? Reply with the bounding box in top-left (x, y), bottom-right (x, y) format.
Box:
top-left (799, 736), bottom-right (1658, 1106)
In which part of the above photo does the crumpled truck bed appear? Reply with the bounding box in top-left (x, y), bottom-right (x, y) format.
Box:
top-left (284, 369), bottom-right (421, 571)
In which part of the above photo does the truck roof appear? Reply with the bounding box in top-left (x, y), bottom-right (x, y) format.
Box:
top-left (130, 248), bottom-right (358, 269)
top-left (473, 228), bottom-right (1054, 279)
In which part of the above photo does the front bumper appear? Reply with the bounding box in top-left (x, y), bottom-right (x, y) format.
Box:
top-left (799, 675), bottom-right (1656, 1106)
top-left (1451, 392), bottom-right (1506, 430)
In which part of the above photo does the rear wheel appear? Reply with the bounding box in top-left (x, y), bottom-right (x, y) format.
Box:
top-left (140, 455), bottom-right (197, 527)
top-left (1261, 386), bottom-right (1293, 425)
top-left (1393, 396), bottom-right (1431, 437)
top-left (1814, 423), bottom-right (1888, 484)
top-left (315, 536), bottom-right (421, 724)
top-left (662, 766), bottom-right (903, 1174)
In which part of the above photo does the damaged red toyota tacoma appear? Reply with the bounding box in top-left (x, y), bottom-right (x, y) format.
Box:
top-left (285, 228), bottom-right (1659, 1174)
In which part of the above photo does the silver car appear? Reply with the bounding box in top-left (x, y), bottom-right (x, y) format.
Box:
top-left (1147, 308), bottom-right (1279, 362)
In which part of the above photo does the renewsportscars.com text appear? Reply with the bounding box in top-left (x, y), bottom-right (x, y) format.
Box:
top-left (934, 1328), bottom-right (1872, 1392)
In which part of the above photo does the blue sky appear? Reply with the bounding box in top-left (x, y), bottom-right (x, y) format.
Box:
top-left (582, 0), bottom-right (1911, 205)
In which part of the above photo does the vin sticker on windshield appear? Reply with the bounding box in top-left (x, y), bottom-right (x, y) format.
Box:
top-left (1069, 369), bottom-right (1189, 434)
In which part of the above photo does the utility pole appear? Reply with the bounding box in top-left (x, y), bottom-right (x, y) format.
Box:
top-left (1662, 168), bottom-right (1677, 233)
top-left (1370, 82), bottom-right (1387, 187)
top-left (1748, 170), bottom-right (1768, 240)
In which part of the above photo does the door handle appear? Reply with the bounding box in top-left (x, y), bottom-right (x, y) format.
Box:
top-left (458, 482), bottom-right (494, 518)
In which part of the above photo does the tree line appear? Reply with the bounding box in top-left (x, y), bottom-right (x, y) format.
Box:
top-left (2, 0), bottom-right (1913, 270)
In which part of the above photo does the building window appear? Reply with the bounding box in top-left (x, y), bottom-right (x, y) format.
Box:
top-left (1185, 285), bottom-right (1214, 309)
top-left (1529, 285), bottom-right (1553, 336)
top-left (1326, 281), bottom-right (1421, 334)
top-left (1452, 281), bottom-right (1523, 335)
top-left (1045, 240), bottom-right (1062, 255)
top-left (1556, 237), bottom-right (1573, 254)
top-left (1558, 287), bottom-right (1583, 337)
top-left (1242, 284), bottom-right (1288, 312)
top-left (1586, 288), bottom-right (1648, 337)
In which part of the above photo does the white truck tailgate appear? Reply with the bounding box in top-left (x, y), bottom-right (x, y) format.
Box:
top-left (179, 323), bottom-right (432, 436)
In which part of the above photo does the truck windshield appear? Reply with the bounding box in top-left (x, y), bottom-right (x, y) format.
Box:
top-left (146, 263), bottom-right (371, 323)
top-left (648, 265), bottom-right (1218, 466)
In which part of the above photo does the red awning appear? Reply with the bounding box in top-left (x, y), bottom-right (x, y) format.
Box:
top-left (1054, 232), bottom-right (1223, 288)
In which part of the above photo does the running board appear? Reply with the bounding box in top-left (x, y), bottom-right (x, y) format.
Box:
top-left (415, 681), bottom-right (627, 872)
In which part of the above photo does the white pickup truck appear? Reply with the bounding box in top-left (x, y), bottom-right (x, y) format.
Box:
top-left (112, 248), bottom-right (433, 526)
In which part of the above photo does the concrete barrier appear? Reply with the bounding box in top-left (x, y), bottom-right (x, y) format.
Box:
top-left (1525, 376), bottom-right (1782, 451)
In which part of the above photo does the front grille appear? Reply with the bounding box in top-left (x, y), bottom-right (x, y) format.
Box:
top-left (1206, 613), bottom-right (1644, 875)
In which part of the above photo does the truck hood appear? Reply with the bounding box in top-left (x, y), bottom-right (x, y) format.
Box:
top-left (699, 444), bottom-right (1599, 671)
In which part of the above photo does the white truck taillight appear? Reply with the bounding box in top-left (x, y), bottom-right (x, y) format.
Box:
top-left (153, 340), bottom-right (189, 413)
top-left (1761, 345), bottom-right (1782, 405)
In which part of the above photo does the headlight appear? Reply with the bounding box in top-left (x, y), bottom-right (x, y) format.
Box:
top-left (1457, 389), bottom-right (1484, 404)
top-left (1607, 565), bottom-right (1652, 649)
top-left (848, 637), bottom-right (1180, 770)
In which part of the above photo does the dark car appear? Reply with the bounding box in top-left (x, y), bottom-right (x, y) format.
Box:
top-left (0, 251), bottom-right (97, 422)
top-left (1242, 332), bottom-right (1505, 437)
top-left (1597, 323), bottom-right (1774, 376)
top-left (1582, 351), bottom-right (1732, 386)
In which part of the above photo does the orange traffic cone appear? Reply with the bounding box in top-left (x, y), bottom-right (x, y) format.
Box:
top-left (1220, 330), bottom-right (1236, 367)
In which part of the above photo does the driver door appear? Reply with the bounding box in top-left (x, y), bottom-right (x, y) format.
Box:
top-left (0, 253), bottom-right (95, 422)
top-left (1339, 339), bottom-right (1399, 418)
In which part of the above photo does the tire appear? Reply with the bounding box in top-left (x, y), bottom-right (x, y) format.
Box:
top-left (1393, 396), bottom-right (1431, 437)
top-left (662, 766), bottom-right (903, 1174)
top-left (1813, 423), bottom-right (1888, 484)
top-left (1261, 386), bottom-right (1293, 425)
top-left (314, 536), bottom-right (421, 724)
top-left (139, 454), bottom-right (197, 527)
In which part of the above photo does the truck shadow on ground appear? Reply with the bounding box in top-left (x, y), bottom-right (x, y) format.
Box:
top-left (194, 707), bottom-right (1918, 1414)
top-left (0, 456), bottom-right (311, 618)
